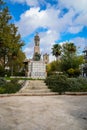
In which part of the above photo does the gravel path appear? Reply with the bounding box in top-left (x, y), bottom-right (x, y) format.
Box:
top-left (0, 95), bottom-right (87, 130)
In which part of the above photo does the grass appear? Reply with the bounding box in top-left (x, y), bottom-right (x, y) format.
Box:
top-left (5, 77), bottom-right (44, 80)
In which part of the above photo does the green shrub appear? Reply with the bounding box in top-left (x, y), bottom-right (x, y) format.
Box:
top-left (67, 77), bottom-right (87, 92)
top-left (14, 71), bottom-right (25, 76)
top-left (68, 78), bottom-right (82, 92)
top-left (74, 69), bottom-right (81, 77)
top-left (45, 75), bottom-right (87, 93)
top-left (67, 68), bottom-right (75, 77)
top-left (45, 74), bottom-right (69, 94)
top-left (0, 87), bottom-right (5, 94)
top-left (10, 78), bottom-right (19, 84)
top-left (0, 78), bottom-right (22, 94)
top-left (77, 77), bottom-right (87, 91)
top-left (2, 82), bottom-right (21, 93)
top-left (0, 77), bottom-right (7, 87)
top-left (0, 66), bottom-right (5, 77)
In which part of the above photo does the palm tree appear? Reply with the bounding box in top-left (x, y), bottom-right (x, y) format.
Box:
top-left (63, 42), bottom-right (76, 69)
top-left (52, 44), bottom-right (61, 60)
top-left (63, 42), bottom-right (76, 54)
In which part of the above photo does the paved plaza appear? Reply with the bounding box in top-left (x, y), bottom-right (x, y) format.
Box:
top-left (0, 95), bottom-right (87, 130)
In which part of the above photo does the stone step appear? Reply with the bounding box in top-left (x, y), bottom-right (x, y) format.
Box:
top-left (18, 80), bottom-right (57, 96)
top-left (28, 82), bottom-right (47, 88)
top-left (19, 89), bottom-right (51, 93)
top-left (23, 86), bottom-right (48, 90)
top-left (16, 92), bottom-right (58, 96)
top-left (20, 85), bottom-right (48, 91)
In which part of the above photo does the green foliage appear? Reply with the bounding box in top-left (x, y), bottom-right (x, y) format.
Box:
top-left (52, 44), bottom-right (61, 60)
top-left (0, 77), bottom-right (6, 87)
top-left (74, 69), bottom-right (81, 77)
top-left (0, 65), bottom-right (5, 76)
top-left (67, 68), bottom-right (81, 77)
top-left (45, 75), bottom-right (87, 94)
top-left (0, 78), bottom-right (22, 94)
top-left (0, 0), bottom-right (26, 76)
top-left (46, 60), bottom-right (61, 76)
top-left (67, 68), bottom-right (75, 76)
top-left (2, 82), bottom-right (21, 93)
top-left (45, 75), bottom-right (69, 94)
top-left (68, 77), bottom-right (87, 92)
top-left (51, 42), bottom-right (84, 77)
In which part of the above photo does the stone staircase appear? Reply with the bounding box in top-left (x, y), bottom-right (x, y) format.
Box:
top-left (18, 80), bottom-right (57, 96)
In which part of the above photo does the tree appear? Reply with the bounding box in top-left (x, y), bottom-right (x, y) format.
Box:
top-left (46, 60), bottom-right (61, 76)
top-left (61, 42), bottom-right (83, 76)
top-left (52, 44), bottom-right (61, 60)
top-left (0, 0), bottom-right (12, 68)
top-left (0, 0), bottom-right (26, 76)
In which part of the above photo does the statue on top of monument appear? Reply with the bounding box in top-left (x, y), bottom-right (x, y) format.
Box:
top-left (34, 32), bottom-right (40, 46)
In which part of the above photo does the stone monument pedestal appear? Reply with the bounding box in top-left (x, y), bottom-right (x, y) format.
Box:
top-left (28, 61), bottom-right (46, 79)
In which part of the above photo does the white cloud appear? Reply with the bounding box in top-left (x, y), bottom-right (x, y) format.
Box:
top-left (9, 0), bottom-right (45, 7)
top-left (16, 7), bottom-right (76, 36)
top-left (68, 26), bottom-right (83, 34)
top-left (58, 0), bottom-right (87, 13)
top-left (10, 0), bottom-right (87, 61)
top-left (58, 0), bottom-right (87, 28)
top-left (16, 7), bottom-right (61, 36)
top-left (70, 37), bottom-right (87, 53)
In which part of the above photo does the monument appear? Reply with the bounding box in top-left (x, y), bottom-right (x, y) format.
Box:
top-left (24, 33), bottom-right (49, 79)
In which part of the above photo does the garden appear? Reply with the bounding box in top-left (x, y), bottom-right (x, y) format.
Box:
top-left (45, 74), bottom-right (87, 94)
top-left (0, 77), bottom-right (23, 94)
top-left (45, 42), bottom-right (87, 94)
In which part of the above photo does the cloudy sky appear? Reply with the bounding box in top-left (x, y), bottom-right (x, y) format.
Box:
top-left (5, 0), bottom-right (87, 61)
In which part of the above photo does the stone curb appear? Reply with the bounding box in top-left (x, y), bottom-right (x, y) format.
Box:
top-left (65, 92), bottom-right (87, 95)
top-left (0, 92), bottom-right (87, 97)
top-left (0, 93), bottom-right (58, 97)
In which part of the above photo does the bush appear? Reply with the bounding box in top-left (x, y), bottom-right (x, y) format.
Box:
top-left (0, 78), bottom-right (22, 94)
top-left (14, 71), bottom-right (25, 76)
top-left (74, 69), bottom-right (81, 77)
top-left (0, 66), bottom-right (5, 77)
top-left (45, 75), bottom-right (87, 94)
top-left (0, 87), bottom-right (5, 94)
top-left (45, 74), bottom-right (69, 94)
top-left (10, 78), bottom-right (19, 84)
top-left (67, 68), bottom-right (75, 77)
top-left (67, 77), bottom-right (87, 92)
top-left (2, 82), bottom-right (21, 93)
top-left (0, 77), bottom-right (7, 87)
top-left (68, 78), bottom-right (82, 92)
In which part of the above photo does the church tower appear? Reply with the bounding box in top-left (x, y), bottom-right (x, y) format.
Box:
top-left (33, 33), bottom-right (41, 61)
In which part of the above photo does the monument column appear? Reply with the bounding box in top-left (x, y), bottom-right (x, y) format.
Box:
top-left (33, 33), bottom-right (41, 61)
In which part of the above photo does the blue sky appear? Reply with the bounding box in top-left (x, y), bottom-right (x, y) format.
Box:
top-left (4, 0), bottom-right (87, 61)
